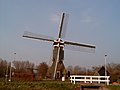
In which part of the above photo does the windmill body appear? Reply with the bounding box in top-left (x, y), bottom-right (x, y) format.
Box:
top-left (23, 13), bottom-right (96, 80)
top-left (51, 39), bottom-right (65, 79)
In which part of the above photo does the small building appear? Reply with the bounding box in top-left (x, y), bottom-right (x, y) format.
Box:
top-left (94, 66), bottom-right (109, 76)
top-left (98, 66), bottom-right (109, 76)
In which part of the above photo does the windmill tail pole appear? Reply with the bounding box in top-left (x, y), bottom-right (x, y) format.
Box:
top-left (53, 47), bottom-right (60, 80)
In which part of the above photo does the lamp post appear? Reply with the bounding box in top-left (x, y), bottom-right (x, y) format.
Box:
top-left (86, 67), bottom-right (87, 76)
top-left (9, 53), bottom-right (16, 82)
top-left (9, 62), bottom-right (12, 82)
top-left (105, 55), bottom-right (107, 76)
top-left (14, 53), bottom-right (16, 61)
top-left (5, 62), bottom-right (8, 82)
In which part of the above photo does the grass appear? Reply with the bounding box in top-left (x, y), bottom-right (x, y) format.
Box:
top-left (107, 85), bottom-right (120, 90)
top-left (1, 79), bottom-right (120, 90)
top-left (0, 80), bottom-right (78, 90)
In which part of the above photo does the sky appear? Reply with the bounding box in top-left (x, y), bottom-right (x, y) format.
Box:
top-left (0, 0), bottom-right (120, 67)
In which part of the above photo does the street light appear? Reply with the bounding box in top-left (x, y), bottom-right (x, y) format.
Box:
top-left (9, 53), bottom-right (16, 82)
top-left (9, 62), bottom-right (12, 82)
top-left (14, 53), bottom-right (16, 61)
top-left (105, 55), bottom-right (107, 76)
top-left (5, 62), bottom-right (9, 82)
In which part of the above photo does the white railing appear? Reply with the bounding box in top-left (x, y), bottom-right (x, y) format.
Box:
top-left (70, 75), bottom-right (110, 85)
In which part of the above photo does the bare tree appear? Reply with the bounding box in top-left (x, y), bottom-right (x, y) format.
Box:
top-left (73, 65), bottom-right (82, 75)
top-left (107, 63), bottom-right (120, 82)
top-left (38, 62), bottom-right (48, 79)
top-left (67, 65), bottom-right (73, 74)
top-left (0, 58), bottom-right (7, 78)
top-left (12, 60), bottom-right (35, 81)
top-left (12, 60), bottom-right (34, 73)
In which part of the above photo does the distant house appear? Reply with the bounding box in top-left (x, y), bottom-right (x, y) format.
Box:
top-left (93, 66), bottom-right (111, 83)
top-left (98, 66), bottom-right (109, 76)
top-left (94, 66), bottom-right (109, 76)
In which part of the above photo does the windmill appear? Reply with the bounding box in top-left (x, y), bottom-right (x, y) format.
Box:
top-left (23, 13), bottom-right (96, 80)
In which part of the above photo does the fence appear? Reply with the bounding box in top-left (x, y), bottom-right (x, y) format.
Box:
top-left (70, 75), bottom-right (110, 85)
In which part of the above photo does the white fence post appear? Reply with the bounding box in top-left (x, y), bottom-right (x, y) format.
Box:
top-left (74, 77), bottom-right (75, 84)
top-left (85, 76), bottom-right (86, 83)
top-left (70, 76), bottom-right (72, 83)
top-left (98, 77), bottom-right (100, 84)
top-left (107, 77), bottom-right (109, 85)
top-left (90, 76), bottom-right (92, 83)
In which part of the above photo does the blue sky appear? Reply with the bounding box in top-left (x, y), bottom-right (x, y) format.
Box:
top-left (0, 0), bottom-right (120, 67)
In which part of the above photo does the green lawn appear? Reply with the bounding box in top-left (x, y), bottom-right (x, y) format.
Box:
top-left (0, 80), bottom-right (120, 90)
top-left (107, 85), bottom-right (120, 90)
top-left (0, 81), bottom-right (77, 90)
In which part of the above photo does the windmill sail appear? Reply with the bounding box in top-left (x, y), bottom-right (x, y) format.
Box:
top-left (23, 31), bottom-right (54, 42)
top-left (64, 40), bottom-right (96, 53)
top-left (58, 13), bottom-right (69, 38)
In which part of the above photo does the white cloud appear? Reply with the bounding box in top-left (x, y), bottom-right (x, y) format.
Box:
top-left (81, 16), bottom-right (93, 23)
top-left (80, 7), bottom-right (95, 23)
top-left (50, 14), bottom-right (60, 24)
